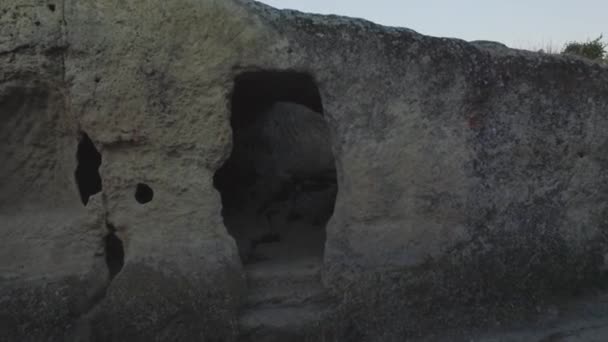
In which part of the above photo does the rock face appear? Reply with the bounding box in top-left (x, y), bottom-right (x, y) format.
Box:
top-left (1, 0), bottom-right (608, 341)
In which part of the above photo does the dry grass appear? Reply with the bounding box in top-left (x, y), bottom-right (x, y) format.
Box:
top-left (513, 38), bottom-right (607, 64)
top-left (513, 39), bottom-right (563, 54)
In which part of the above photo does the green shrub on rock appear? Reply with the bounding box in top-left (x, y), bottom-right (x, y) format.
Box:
top-left (562, 35), bottom-right (607, 61)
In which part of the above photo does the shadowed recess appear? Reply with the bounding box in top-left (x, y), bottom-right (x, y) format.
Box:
top-left (135, 183), bottom-right (154, 204)
top-left (105, 230), bottom-right (125, 279)
top-left (214, 71), bottom-right (336, 264)
top-left (75, 132), bottom-right (102, 206)
top-left (230, 71), bottom-right (324, 129)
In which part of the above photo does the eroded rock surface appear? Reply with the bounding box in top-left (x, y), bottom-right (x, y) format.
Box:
top-left (2, 0), bottom-right (608, 341)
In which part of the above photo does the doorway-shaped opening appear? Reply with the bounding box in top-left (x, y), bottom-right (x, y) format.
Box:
top-left (214, 71), bottom-right (337, 265)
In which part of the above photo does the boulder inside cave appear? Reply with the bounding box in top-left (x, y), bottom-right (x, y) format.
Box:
top-left (214, 71), bottom-right (337, 264)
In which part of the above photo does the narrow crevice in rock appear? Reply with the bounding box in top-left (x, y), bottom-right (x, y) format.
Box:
top-left (75, 132), bottom-right (102, 206)
top-left (69, 222), bottom-right (125, 334)
top-left (59, 0), bottom-right (68, 83)
top-left (104, 223), bottom-right (124, 279)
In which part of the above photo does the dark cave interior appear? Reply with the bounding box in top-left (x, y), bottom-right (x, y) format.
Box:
top-left (214, 71), bottom-right (337, 264)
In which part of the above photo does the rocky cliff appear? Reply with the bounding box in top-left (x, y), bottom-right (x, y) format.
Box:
top-left (2, 0), bottom-right (608, 341)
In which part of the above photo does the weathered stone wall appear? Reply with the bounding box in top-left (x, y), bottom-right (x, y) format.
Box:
top-left (1, 2), bottom-right (106, 340)
top-left (2, 0), bottom-right (608, 340)
top-left (256, 7), bottom-right (608, 337)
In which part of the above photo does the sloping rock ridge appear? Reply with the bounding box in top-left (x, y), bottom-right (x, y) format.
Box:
top-left (1, 0), bottom-right (608, 341)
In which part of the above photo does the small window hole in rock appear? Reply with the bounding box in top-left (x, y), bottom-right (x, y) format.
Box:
top-left (104, 225), bottom-right (125, 279)
top-left (213, 71), bottom-right (337, 265)
top-left (135, 183), bottom-right (154, 204)
top-left (75, 132), bottom-right (102, 206)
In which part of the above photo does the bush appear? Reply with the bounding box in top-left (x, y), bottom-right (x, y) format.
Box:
top-left (562, 35), bottom-right (607, 61)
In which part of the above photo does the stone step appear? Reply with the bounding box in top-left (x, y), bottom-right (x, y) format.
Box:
top-left (245, 260), bottom-right (322, 288)
top-left (238, 305), bottom-right (332, 342)
top-left (244, 282), bottom-right (329, 309)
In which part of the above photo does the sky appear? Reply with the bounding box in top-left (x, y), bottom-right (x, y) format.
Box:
top-left (257, 0), bottom-right (606, 50)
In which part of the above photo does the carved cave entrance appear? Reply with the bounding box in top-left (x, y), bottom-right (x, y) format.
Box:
top-left (214, 72), bottom-right (337, 265)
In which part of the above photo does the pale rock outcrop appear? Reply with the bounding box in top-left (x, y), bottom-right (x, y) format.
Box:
top-left (2, 0), bottom-right (608, 341)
